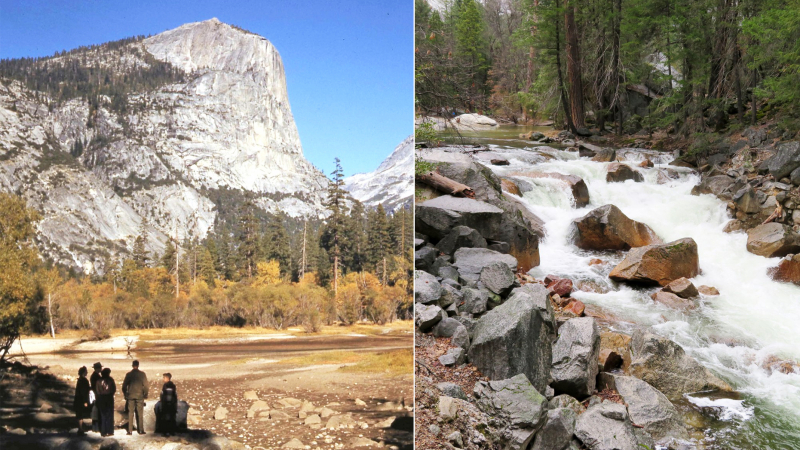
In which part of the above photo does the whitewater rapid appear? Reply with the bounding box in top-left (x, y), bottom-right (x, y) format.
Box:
top-left (480, 144), bottom-right (800, 449)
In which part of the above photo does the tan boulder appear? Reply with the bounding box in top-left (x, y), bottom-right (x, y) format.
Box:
top-left (606, 162), bottom-right (644, 182)
top-left (768, 254), bottom-right (800, 284)
top-left (651, 291), bottom-right (696, 310)
top-left (609, 238), bottom-right (700, 286)
top-left (746, 222), bottom-right (800, 257)
top-left (662, 277), bottom-right (699, 298)
top-left (570, 204), bottom-right (663, 251)
top-left (599, 331), bottom-right (632, 373)
top-left (697, 285), bottom-right (720, 296)
top-left (501, 178), bottom-right (521, 196)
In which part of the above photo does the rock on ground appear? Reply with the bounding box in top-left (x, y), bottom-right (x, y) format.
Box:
top-left (609, 238), bottom-right (700, 286)
top-left (416, 196), bottom-right (504, 240)
top-left (597, 373), bottom-right (688, 441)
top-left (551, 317), bottom-right (601, 399)
top-left (746, 222), bottom-right (800, 258)
top-left (569, 204), bottom-right (662, 251)
top-left (436, 225), bottom-right (488, 256)
top-left (574, 402), bottom-right (641, 450)
top-left (468, 284), bottom-right (556, 393)
top-left (473, 374), bottom-right (548, 450)
top-left (530, 407), bottom-right (576, 450)
top-left (453, 247), bottom-right (518, 280)
top-left (415, 270), bottom-right (443, 304)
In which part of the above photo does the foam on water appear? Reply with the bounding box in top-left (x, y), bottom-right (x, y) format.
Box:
top-left (484, 145), bottom-right (800, 447)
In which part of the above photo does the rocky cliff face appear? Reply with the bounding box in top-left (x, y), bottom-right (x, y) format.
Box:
top-left (0, 19), bottom-right (328, 273)
top-left (344, 135), bottom-right (414, 212)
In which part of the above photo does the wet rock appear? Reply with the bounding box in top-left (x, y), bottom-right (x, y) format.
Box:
top-left (517, 172), bottom-right (591, 208)
top-left (629, 329), bottom-right (732, 401)
top-left (698, 285), bottom-right (720, 295)
top-left (662, 277), bottom-right (699, 298)
top-left (597, 373), bottom-right (688, 441)
top-left (564, 300), bottom-right (585, 316)
top-left (651, 291), bottom-right (696, 310)
top-left (547, 277), bottom-right (574, 297)
top-left (474, 374), bottom-right (548, 450)
top-left (606, 163), bottom-right (643, 182)
top-left (469, 284), bottom-right (555, 392)
top-left (416, 196), bottom-right (504, 240)
top-left (656, 168), bottom-right (680, 184)
top-left (551, 317), bottom-right (601, 399)
top-left (768, 254), bottom-right (800, 284)
top-left (439, 348), bottom-right (466, 366)
top-left (530, 408), bottom-right (577, 450)
top-left (491, 158), bottom-right (510, 165)
top-left (762, 141), bottom-right (800, 179)
top-left (574, 403), bottom-right (640, 450)
top-left (437, 382), bottom-right (468, 400)
top-left (481, 261), bottom-right (516, 295)
top-left (415, 304), bottom-right (444, 332)
top-left (569, 205), bottom-right (662, 251)
top-left (414, 270), bottom-right (443, 304)
top-left (746, 222), bottom-right (800, 257)
top-left (591, 148), bottom-right (617, 162)
top-left (639, 159), bottom-right (654, 168)
top-left (453, 247), bottom-right (518, 281)
top-left (609, 238), bottom-right (700, 286)
top-left (436, 225), bottom-right (488, 256)
top-left (691, 175), bottom-right (736, 200)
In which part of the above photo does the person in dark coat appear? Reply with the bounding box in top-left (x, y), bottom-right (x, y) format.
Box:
top-left (122, 359), bottom-right (148, 435)
top-left (158, 373), bottom-right (178, 436)
top-left (96, 367), bottom-right (117, 437)
top-left (89, 362), bottom-right (102, 432)
top-left (73, 366), bottom-right (91, 436)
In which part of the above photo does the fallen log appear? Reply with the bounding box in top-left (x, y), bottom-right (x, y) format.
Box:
top-left (418, 171), bottom-right (475, 198)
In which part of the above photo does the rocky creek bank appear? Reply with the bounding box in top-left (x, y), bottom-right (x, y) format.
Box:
top-left (414, 144), bottom-right (741, 449)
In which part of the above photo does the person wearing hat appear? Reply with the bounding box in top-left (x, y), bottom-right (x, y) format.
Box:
top-left (89, 362), bottom-right (103, 433)
top-left (73, 366), bottom-right (91, 436)
top-left (122, 359), bottom-right (148, 435)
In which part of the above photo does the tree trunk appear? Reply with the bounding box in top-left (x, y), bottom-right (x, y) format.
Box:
top-left (612, 0), bottom-right (622, 135)
top-left (556, 4), bottom-right (578, 135)
top-left (48, 293), bottom-right (55, 338)
top-left (564, 4), bottom-right (585, 130)
top-left (417, 171), bottom-right (475, 198)
top-left (301, 220), bottom-right (307, 280)
top-left (735, 50), bottom-right (744, 124)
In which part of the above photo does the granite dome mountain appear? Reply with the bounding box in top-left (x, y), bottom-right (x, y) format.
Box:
top-left (0, 18), bottom-right (404, 274)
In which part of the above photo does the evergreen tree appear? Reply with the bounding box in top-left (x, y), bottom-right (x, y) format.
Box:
top-left (131, 219), bottom-right (150, 268)
top-left (238, 200), bottom-right (260, 279)
top-left (320, 158), bottom-right (348, 295)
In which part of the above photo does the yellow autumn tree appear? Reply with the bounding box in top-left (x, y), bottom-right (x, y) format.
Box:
top-left (254, 260), bottom-right (281, 286)
top-left (0, 193), bottom-right (41, 362)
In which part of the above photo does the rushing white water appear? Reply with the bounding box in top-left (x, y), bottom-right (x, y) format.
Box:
top-left (479, 142), bottom-right (800, 449)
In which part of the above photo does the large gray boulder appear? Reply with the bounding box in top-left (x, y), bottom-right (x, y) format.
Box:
top-left (436, 225), bottom-right (488, 255)
top-left (597, 374), bottom-right (687, 441)
top-left (762, 141), bottom-right (800, 179)
top-left (473, 374), bottom-right (548, 450)
top-left (530, 408), bottom-right (577, 450)
top-left (551, 317), bottom-right (601, 398)
top-left (746, 222), bottom-right (800, 258)
top-left (468, 284), bottom-right (556, 393)
top-left (691, 175), bottom-right (736, 200)
top-left (416, 196), bottom-right (503, 240)
top-left (461, 288), bottom-right (489, 315)
top-left (414, 270), bottom-right (443, 304)
top-left (452, 113), bottom-right (498, 130)
top-left (629, 329), bottom-right (731, 401)
top-left (415, 304), bottom-right (444, 332)
top-left (453, 247), bottom-right (518, 281)
top-left (574, 402), bottom-right (640, 450)
top-left (569, 204), bottom-right (662, 251)
top-left (480, 261), bottom-right (516, 295)
top-left (414, 246), bottom-right (437, 272)
top-left (606, 163), bottom-right (643, 183)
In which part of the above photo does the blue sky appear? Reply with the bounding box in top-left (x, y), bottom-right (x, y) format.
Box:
top-left (0, 0), bottom-right (412, 176)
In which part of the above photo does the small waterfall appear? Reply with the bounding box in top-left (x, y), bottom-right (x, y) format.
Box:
top-left (477, 140), bottom-right (800, 449)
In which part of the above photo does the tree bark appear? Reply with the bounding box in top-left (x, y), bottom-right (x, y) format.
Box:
top-left (565, 4), bottom-right (585, 130)
top-left (48, 293), bottom-right (55, 339)
top-left (556, 3), bottom-right (578, 135)
top-left (417, 171), bottom-right (475, 198)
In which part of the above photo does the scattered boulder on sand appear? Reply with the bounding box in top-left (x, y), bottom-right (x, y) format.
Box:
top-left (606, 163), bottom-right (643, 182)
top-left (746, 222), bottom-right (800, 258)
top-left (569, 205), bottom-right (662, 251)
top-left (609, 238), bottom-right (700, 286)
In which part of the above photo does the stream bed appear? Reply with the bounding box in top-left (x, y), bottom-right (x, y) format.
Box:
top-left (456, 127), bottom-right (800, 449)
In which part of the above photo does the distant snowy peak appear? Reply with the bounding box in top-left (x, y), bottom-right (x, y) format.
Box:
top-left (344, 136), bottom-right (414, 213)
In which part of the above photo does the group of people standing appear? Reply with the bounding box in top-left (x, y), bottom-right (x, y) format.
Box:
top-left (72, 360), bottom-right (179, 437)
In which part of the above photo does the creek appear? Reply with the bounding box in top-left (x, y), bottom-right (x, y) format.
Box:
top-left (455, 126), bottom-right (800, 450)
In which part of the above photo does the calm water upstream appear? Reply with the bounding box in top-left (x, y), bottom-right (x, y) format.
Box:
top-left (449, 126), bottom-right (800, 449)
